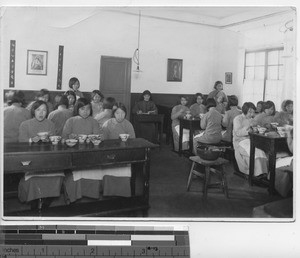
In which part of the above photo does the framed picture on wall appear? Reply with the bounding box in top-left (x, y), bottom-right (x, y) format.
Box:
top-left (167, 59), bottom-right (182, 82)
top-left (225, 72), bottom-right (232, 84)
top-left (27, 50), bottom-right (48, 75)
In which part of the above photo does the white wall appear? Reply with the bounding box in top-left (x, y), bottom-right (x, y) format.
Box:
top-left (0, 7), bottom-right (236, 96)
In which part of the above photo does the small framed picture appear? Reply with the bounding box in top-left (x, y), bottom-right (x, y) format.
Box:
top-left (27, 50), bottom-right (48, 75)
top-left (225, 72), bottom-right (232, 84)
top-left (167, 59), bottom-right (182, 82)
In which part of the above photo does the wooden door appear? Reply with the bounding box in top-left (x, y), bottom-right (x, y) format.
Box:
top-left (100, 56), bottom-right (132, 120)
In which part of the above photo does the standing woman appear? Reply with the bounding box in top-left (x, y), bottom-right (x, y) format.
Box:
top-left (68, 77), bottom-right (84, 100)
top-left (4, 90), bottom-right (31, 143)
top-left (171, 95), bottom-right (190, 152)
top-left (90, 90), bottom-right (104, 119)
top-left (18, 100), bottom-right (63, 210)
top-left (207, 81), bottom-right (228, 108)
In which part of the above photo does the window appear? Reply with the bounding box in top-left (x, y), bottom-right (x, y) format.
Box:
top-left (243, 48), bottom-right (284, 110)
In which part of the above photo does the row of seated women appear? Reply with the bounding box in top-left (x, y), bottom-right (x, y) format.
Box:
top-left (171, 81), bottom-right (293, 197)
top-left (3, 84), bottom-right (136, 210)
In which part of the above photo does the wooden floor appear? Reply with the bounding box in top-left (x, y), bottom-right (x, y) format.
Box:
top-left (3, 138), bottom-right (292, 218)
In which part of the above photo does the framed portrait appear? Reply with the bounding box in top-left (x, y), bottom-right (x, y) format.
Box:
top-left (225, 72), bottom-right (232, 84)
top-left (167, 58), bottom-right (182, 82)
top-left (27, 50), bottom-right (48, 75)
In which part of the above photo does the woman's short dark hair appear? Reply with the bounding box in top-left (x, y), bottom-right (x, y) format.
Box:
top-left (30, 100), bottom-right (49, 118)
top-left (64, 90), bottom-right (76, 99)
top-left (228, 95), bottom-right (238, 107)
top-left (213, 81), bottom-right (223, 90)
top-left (69, 77), bottom-right (80, 89)
top-left (112, 102), bottom-right (127, 117)
top-left (102, 97), bottom-right (116, 110)
top-left (91, 90), bottom-right (104, 101)
top-left (35, 89), bottom-right (50, 101)
top-left (262, 100), bottom-right (276, 115)
top-left (241, 102), bottom-right (256, 115)
top-left (6, 90), bottom-right (26, 106)
top-left (57, 95), bottom-right (69, 108)
top-left (205, 98), bottom-right (217, 109)
top-left (139, 90), bottom-right (153, 101)
top-left (73, 98), bottom-right (92, 117)
top-left (282, 99), bottom-right (293, 111)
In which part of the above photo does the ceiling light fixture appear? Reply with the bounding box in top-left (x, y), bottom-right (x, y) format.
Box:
top-left (133, 11), bottom-right (142, 72)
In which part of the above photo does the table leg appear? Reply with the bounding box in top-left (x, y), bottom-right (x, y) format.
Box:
top-left (249, 139), bottom-right (255, 186)
top-left (268, 145), bottom-right (276, 195)
top-left (179, 121), bottom-right (183, 156)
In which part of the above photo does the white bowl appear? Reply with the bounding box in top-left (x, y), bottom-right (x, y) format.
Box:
top-left (91, 139), bottom-right (101, 145)
top-left (257, 127), bottom-right (267, 134)
top-left (37, 132), bottom-right (49, 139)
top-left (65, 139), bottom-right (78, 147)
top-left (49, 136), bottom-right (61, 145)
top-left (119, 133), bottom-right (129, 142)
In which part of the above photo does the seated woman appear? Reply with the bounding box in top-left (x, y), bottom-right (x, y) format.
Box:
top-left (26, 88), bottom-right (54, 114)
top-left (222, 95), bottom-right (242, 143)
top-left (64, 90), bottom-right (77, 112)
top-left (215, 91), bottom-right (226, 114)
top-left (189, 93), bottom-right (206, 118)
top-left (255, 101), bottom-right (264, 115)
top-left (4, 90), bottom-right (31, 143)
top-left (193, 98), bottom-right (223, 153)
top-left (91, 90), bottom-right (104, 119)
top-left (232, 102), bottom-right (268, 177)
top-left (254, 100), bottom-right (276, 127)
top-left (132, 90), bottom-right (158, 143)
top-left (132, 90), bottom-right (157, 114)
top-left (94, 97), bottom-right (116, 132)
top-left (48, 95), bottom-right (73, 136)
top-left (171, 95), bottom-right (190, 152)
top-left (274, 99), bottom-right (293, 126)
top-left (275, 126), bottom-right (293, 197)
top-left (18, 100), bottom-right (63, 210)
top-left (62, 98), bottom-right (101, 203)
top-left (68, 77), bottom-right (84, 100)
top-left (207, 81), bottom-right (228, 109)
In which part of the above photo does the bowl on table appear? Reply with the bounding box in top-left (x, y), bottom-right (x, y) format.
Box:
top-left (91, 138), bottom-right (101, 146)
top-left (277, 127), bottom-right (286, 137)
top-left (49, 136), bottom-right (61, 145)
top-left (257, 127), bottom-right (267, 134)
top-left (270, 122), bottom-right (279, 129)
top-left (37, 132), bottom-right (49, 141)
top-left (78, 134), bottom-right (88, 143)
top-left (119, 133), bottom-right (130, 142)
top-left (65, 139), bottom-right (78, 147)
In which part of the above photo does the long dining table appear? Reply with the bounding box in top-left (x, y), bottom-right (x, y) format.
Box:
top-left (3, 138), bottom-right (158, 216)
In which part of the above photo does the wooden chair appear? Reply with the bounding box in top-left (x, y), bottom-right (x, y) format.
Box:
top-left (187, 156), bottom-right (229, 198)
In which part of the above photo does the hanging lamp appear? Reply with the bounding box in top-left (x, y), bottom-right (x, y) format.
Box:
top-left (133, 11), bottom-right (142, 72)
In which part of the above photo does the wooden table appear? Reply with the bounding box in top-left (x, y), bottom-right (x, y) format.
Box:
top-left (132, 114), bottom-right (164, 146)
top-left (249, 132), bottom-right (290, 195)
top-left (4, 138), bottom-right (158, 216)
top-left (178, 118), bottom-right (201, 156)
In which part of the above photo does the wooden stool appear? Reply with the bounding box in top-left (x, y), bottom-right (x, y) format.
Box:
top-left (187, 156), bottom-right (229, 198)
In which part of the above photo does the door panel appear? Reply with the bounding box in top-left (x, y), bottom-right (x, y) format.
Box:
top-left (100, 56), bottom-right (132, 120)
